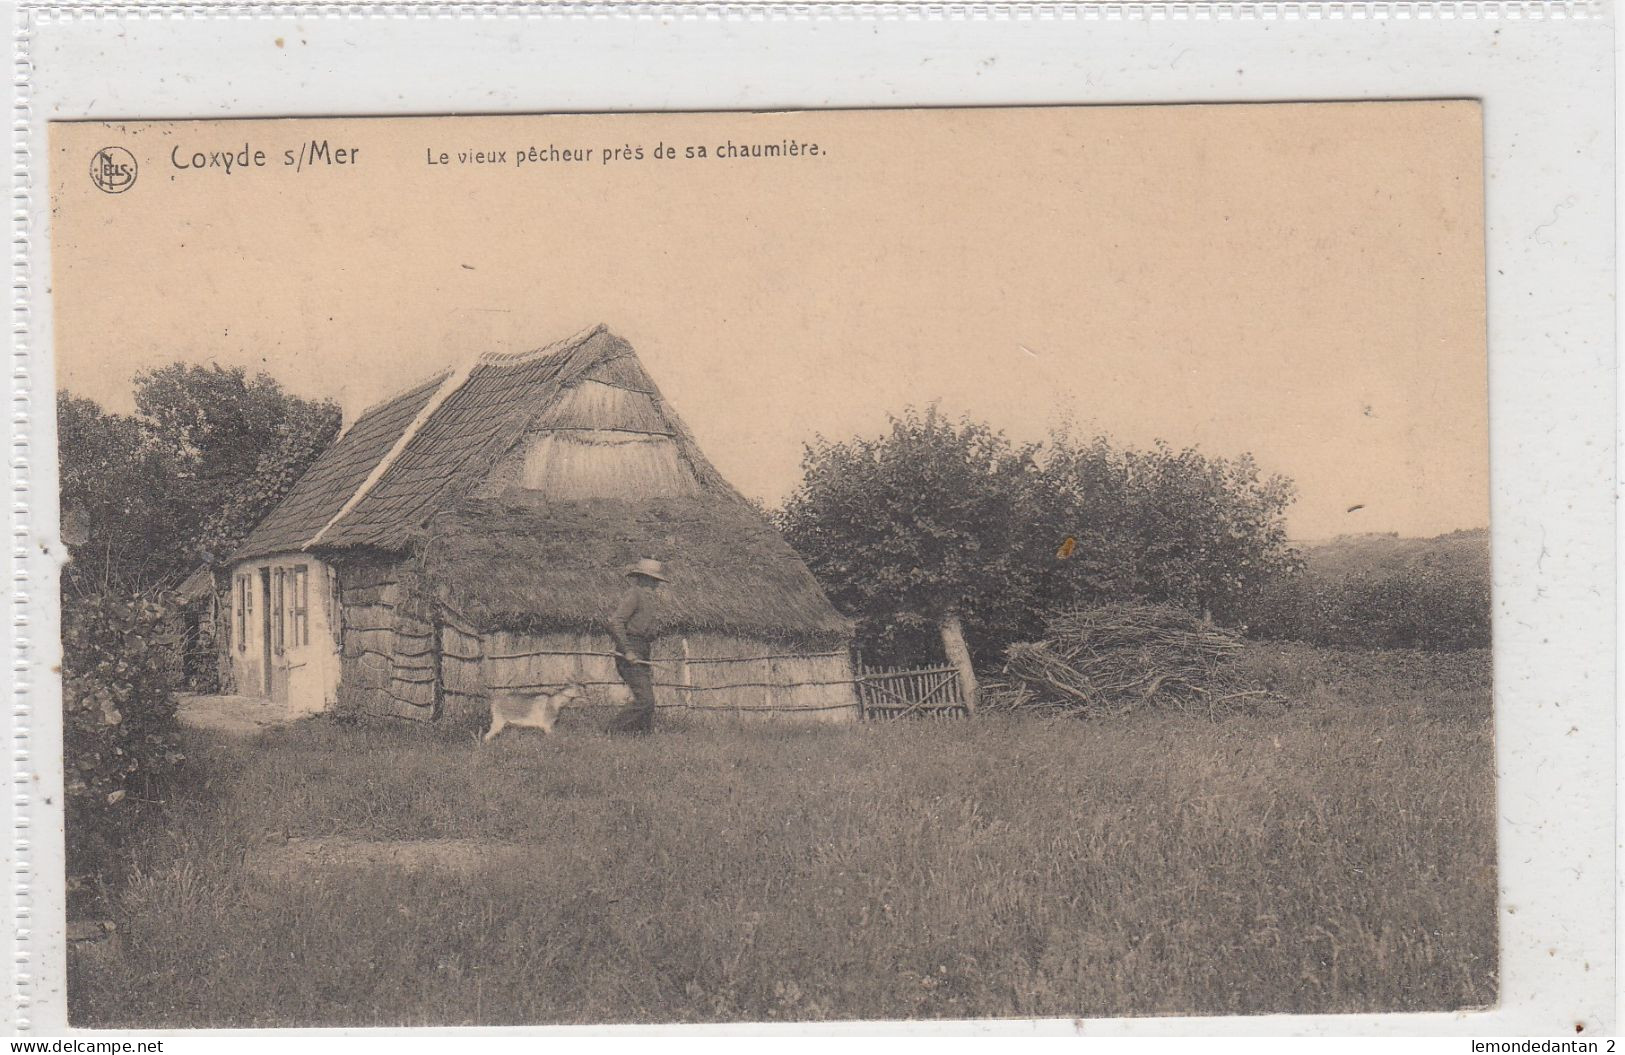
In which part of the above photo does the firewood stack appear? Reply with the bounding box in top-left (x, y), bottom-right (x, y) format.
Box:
top-left (993, 604), bottom-right (1280, 718)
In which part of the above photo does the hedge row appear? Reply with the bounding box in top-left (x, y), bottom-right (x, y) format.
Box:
top-left (1242, 533), bottom-right (1491, 651)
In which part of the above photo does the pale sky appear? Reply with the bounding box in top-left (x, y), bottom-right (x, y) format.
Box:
top-left (51, 103), bottom-right (1487, 540)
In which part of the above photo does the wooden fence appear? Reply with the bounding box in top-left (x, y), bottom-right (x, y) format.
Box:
top-left (856, 664), bottom-right (968, 720)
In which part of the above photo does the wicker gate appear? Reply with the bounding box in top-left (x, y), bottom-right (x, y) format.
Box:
top-left (856, 664), bottom-right (968, 719)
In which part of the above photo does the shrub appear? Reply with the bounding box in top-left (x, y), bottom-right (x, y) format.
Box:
top-left (776, 411), bottom-right (1298, 669)
top-left (59, 371), bottom-right (340, 598)
top-left (1241, 531), bottom-right (1490, 651)
top-left (776, 408), bottom-right (1049, 669)
top-left (62, 591), bottom-right (186, 882)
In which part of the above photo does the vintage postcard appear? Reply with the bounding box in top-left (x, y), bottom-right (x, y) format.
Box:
top-left (48, 103), bottom-right (1492, 1027)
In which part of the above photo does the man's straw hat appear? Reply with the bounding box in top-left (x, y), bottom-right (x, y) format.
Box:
top-left (624, 557), bottom-right (669, 583)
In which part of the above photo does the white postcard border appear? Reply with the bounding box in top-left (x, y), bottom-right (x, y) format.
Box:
top-left (8, 1), bottom-right (1616, 1037)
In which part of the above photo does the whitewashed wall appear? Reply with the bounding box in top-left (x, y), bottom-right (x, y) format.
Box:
top-left (226, 554), bottom-right (343, 716)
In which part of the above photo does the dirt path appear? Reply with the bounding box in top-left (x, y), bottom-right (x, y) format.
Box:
top-left (176, 694), bottom-right (294, 737)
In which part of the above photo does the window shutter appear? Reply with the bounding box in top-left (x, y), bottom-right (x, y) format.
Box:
top-left (273, 568), bottom-right (286, 654)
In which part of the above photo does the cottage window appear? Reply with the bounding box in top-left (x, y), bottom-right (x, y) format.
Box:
top-left (290, 565), bottom-right (310, 647)
top-left (236, 574), bottom-right (249, 652)
top-left (273, 567), bottom-right (286, 654)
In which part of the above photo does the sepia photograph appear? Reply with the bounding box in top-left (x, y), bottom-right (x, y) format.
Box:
top-left (48, 103), bottom-right (1494, 1027)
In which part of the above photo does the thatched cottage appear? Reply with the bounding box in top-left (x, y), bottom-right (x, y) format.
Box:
top-left (221, 325), bottom-right (857, 722)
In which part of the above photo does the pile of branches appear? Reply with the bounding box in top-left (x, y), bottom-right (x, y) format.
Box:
top-left (993, 603), bottom-right (1281, 719)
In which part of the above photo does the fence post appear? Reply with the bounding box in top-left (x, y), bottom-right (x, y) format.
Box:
top-left (680, 636), bottom-right (694, 712)
top-left (940, 613), bottom-right (979, 714)
top-left (428, 606), bottom-right (445, 722)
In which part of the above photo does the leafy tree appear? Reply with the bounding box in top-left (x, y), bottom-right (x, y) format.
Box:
top-left (58, 365), bottom-right (341, 593)
top-left (1117, 441), bottom-right (1299, 623)
top-left (133, 363), bottom-right (342, 566)
top-left (1039, 434), bottom-right (1299, 623)
top-left (136, 363), bottom-right (311, 495)
top-left (1029, 433), bottom-right (1145, 611)
top-left (777, 409), bottom-right (1054, 704)
top-left (778, 412), bottom-right (1301, 680)
top-left (56, 393), bottom-right (192, 596)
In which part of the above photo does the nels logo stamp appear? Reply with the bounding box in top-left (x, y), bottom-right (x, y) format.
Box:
top-left (90, 146), bottom-right (137, 194)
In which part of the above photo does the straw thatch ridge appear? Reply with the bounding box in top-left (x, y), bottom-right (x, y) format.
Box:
top-left (410, 497), bottom-right (853, 645)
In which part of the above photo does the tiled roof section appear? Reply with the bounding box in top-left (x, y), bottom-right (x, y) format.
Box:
top-left (232, 372), bottom-right (446, 560)
top-left (315, 327), bottom-right (618, 551)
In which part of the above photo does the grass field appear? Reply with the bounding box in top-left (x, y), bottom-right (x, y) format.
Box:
top-left (67, 644), bottom-right (1497, 1027)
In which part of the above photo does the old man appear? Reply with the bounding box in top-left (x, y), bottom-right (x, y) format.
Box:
top-left (607, 557), bottom-right (667, 734)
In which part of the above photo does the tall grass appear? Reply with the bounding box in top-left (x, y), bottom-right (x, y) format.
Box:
top-left (68, 644), bottom-right (1495, 1026)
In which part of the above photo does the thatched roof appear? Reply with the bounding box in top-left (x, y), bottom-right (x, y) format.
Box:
top-left (232, 324), bottom-right (851, 643)
top-left (414, 498), bottom-right (851, 644)
top-left (234, 325), bottom-right (739, 559)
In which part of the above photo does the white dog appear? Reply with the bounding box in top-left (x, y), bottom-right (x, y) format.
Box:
top-left (483, 683), bottom-right (587, 742)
